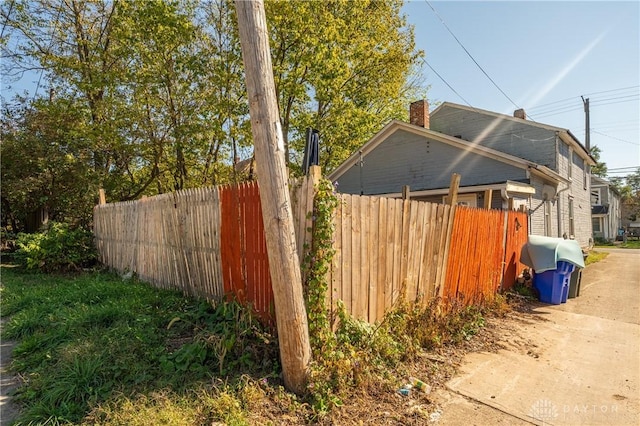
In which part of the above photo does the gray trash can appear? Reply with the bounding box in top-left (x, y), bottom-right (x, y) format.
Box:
top-left (568, 268), bottom-right (582, 298)
top-left (568, 252), bottom-right (587, 299)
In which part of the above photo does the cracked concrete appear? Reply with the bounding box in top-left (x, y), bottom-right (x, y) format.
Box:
top-left (437, 248), bottom-right (640, 425)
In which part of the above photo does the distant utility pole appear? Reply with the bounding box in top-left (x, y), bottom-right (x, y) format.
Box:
top-left (582, 96), bottom-right (590, 152)
top-left (234, 0), bottom-right (311, 395)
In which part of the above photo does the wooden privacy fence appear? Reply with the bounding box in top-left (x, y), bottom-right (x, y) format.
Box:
top-left (328, 195), bottom-right (452, 324)
top-left (94, 177), bottom-right (317, 326)
top-left (93, 188), bottom-right (225, 300)
top-left (94, 177), bottom-right (529, 326)
top-left (444, 206), bottom-right (529, 304)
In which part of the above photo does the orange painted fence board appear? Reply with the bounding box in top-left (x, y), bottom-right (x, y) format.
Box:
top-left (444, 207), bottom-right (529, 304)
top-left (220, 182), bottom-right (274, 325)
top-left (502, 210), bottom-right (529, 291)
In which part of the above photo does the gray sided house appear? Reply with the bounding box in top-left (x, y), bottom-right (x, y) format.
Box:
top-left (329, 101), bottom-right (596, 248)
top-left (590, 176), bottom-right (621, 241)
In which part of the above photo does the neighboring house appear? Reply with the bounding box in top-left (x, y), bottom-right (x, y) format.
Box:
top-left (329, 100), bottom-right (596, 248)
top-left (590, 176), bottom-right (622, 241)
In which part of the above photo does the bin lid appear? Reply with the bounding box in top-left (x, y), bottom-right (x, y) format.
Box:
top-left (520, 235), bottom-right (585, 273)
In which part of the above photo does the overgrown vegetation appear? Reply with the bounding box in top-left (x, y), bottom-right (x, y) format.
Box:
top-left (0, 267), bottom-right (279, 425)
top-left (585, 250), bottom-right (609, 265)
top-left (618, 240), bottom-right (640, 249)
top-left (299, 179), bottom-right (507, 418)
top-left (1, 258), bottom-right (508, 424)
top-left (13, 222), bottom-right (97, 272)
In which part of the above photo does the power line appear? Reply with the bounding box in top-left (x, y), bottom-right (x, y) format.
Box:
top-left (423, 60), bottom-right (472, 107)
top-left (424, 0), bottom-right (520, 110)
top-left (0, 0), bottom-right (15, 39)
top-left (592, 130), bottom-right (639, 146)
top-left (608, 166), bottom-right (639, 171)
top-left (532, 95), bottom-right (640, 119)
top-left (527, 86), bottom-right (639, 114)
top-left (528, 96), bottom-right (580, 112)
top-left (590, 94), bottom-right (639, 105)
top-left (533, 106), bottom-right (584, 119)
top-left (584, 85), bottom-right (640, 97)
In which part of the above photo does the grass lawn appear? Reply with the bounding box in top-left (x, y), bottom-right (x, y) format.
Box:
top-left (617, 240), bottom-right (640, 249)
top-left (0, 266), bottom-right (281, 425)
top-left (595, 240), bottom-right (640, 250)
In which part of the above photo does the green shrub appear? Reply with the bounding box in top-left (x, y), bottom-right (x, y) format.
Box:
top-left (594, 237), bottom-right (614, 246)
top-left (14, 222), bottom-right (97, 272)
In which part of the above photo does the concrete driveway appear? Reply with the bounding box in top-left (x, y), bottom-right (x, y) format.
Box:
top-left (437, 248), bottom-right (640, 425)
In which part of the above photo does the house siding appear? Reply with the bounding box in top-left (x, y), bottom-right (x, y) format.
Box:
top-left (335, 130), bottom-right (528, 195)
top-left (591, 177), bottom-right (622, 241)
top-left (528, 178), bottom-right (552, 238)
top-left (431, 104), bottom-right (593, 248)
top-left (564, 158), bottom-right (592, 247)
top-left (430, 107), bottom-right (558, 169)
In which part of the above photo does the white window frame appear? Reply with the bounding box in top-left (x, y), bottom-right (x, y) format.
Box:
top-left (568, 149), bottom-right (573, 180)
top-left (583, 160), bottom-right (589, 190)
top-left (568, 196), bottom-right (575, 238)
top-left (591, 187), bottom-right (601, 205)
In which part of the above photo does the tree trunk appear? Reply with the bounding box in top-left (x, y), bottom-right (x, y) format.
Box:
top-left (234, 0), bottom-right (311, 395)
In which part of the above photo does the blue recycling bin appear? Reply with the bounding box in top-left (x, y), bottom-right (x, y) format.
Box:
top-left (533, 261), bottom-right (575, 305)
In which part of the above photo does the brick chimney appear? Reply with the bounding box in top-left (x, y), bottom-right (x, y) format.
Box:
top-left (513, 108), bottom-right (526, 120)
top-left (410, 100), bottom-right (430, 129)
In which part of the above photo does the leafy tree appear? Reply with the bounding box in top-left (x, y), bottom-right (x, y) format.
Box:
top-left (1, 96), bottom-right (98, 228)
top-left (1, 0), bottom-right (427, 229)
top-left (622, 168), bottom-right (640, 222)
top-left (610, 168), bottom-right (640, 223)
top-left (266, 0), bottom-right (425, 173)
top-left (589, 145), bottom-right (607, 177)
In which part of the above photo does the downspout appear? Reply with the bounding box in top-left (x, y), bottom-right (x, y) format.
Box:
top-left (556, 196), bottom-right (562, 237)
top-left (555, 185), bottom-right (570, 237)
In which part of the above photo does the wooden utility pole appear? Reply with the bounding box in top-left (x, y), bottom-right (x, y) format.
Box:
top-left (234, 0), bottom-right (311, 395)
top-left (582, 96), bottom-right (590, 152)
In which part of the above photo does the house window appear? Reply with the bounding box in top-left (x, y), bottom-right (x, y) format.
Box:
top-left (568, 197), bottom-right (575, 238)
top-left (591, 188), bottom-right (601, 205)
top-left (583, 160), bottom-right (589, 190)
top-left (592, 217), bottom-right (602, 234)
top-left (443, 193), bottom-right (477, 208)
top-left (568, 150), bottom-right (573, 180)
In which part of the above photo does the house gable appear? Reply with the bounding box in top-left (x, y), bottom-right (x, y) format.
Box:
top-left (333, 127), bottom-right (529, 195)
top-left (430, 103), bottom-right (595, 168)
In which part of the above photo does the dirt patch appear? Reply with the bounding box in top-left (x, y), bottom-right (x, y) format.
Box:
top-left (243, 304), bottom-right (546, 425)
top-left (313, 308), bottom-right (545, 425)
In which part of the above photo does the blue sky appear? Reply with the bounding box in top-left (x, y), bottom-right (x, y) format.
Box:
top-left (403, 0), bottom-right (640, 176)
